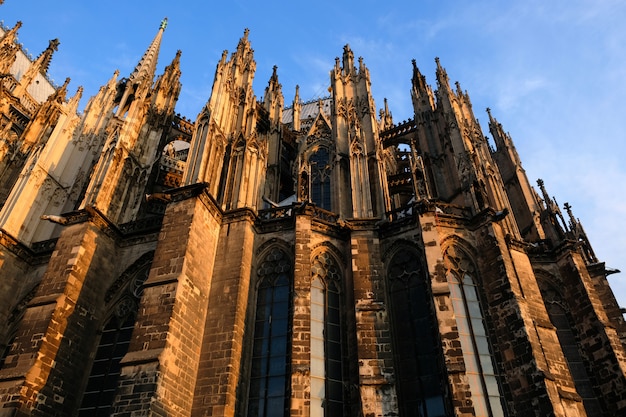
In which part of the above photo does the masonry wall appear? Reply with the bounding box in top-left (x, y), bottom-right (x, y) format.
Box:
top-left (0, 216), bottom-right (158, 417)
top-left (350, 221), bottom-right (397, 417)
top-left (0, 242), bottom-right (47, 350)
top-left (556, 250), bottom-right (626, 415)
top-left (190, 208), bottom-right (257, 417)
top-left (113, 192), bottom-right (221, 417)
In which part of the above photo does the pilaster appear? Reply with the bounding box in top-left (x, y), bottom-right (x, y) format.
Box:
top-left (349, 220), bottom-right (398, 417)
top-left (190, 206), bottom-right (257, 417)
top-left (0, 218), bottom-right (121, 416)
top-left (290, 212), bottom-right (313, 417)
top-left (113, 186), bottom-right (220, 417)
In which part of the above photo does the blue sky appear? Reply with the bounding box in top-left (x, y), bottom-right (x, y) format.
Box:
top-left (3, 0), bottom-right (626, 306)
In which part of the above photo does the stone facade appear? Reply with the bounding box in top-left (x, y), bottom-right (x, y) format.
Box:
top-left (0, 13), bottom-right (625, 417)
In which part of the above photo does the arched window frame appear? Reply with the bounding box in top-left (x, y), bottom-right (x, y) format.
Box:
top-left (307, 146), bottom-right (332, 211)
top-left (386, 246), bottom-right (450, 417)
top-left (540, 282), bottom-right (606, 416)
top-left (247, 246), bottom-right (293, 417)
top-left (310, 251), bottom-right (344, 417)
top-left (447, 270), bottom-right (505, 417)
top-left (78, 258), bottom-right (151, 417)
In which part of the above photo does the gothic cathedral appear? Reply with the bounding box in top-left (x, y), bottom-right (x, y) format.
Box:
top-left (0, 14), bottom-right (625, 417)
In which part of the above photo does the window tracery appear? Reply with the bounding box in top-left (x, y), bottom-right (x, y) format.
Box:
top-left (444, 245), bottom-right (506, 416)
top-left (248, 247), bottom-right (292, 417)
top-left (387, 247), bottom-right (449, 417)
top-left (311, 251), bottom-right (344, 416)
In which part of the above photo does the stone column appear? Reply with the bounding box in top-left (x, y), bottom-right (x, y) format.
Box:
top-left (190, 207), bottom-right (257, 417)
top-left (350, 221), bottom-right (398, 417)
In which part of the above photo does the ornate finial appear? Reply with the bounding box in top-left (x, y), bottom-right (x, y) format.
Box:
top-left (160, 17), bottom-right (168, 30)
top-left (49, 38), bottom-right (60, 52)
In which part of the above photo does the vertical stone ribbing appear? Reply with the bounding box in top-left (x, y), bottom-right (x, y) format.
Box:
top-left (290, 213), bottom-right (313, 417)
top-left (475, 221), bottom-right (585, 416)
top-left (350, 224), bottom-right (397, 417)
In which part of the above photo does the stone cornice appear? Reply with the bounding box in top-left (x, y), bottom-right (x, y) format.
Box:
top-left (0, 228), bottom-right (54, 265)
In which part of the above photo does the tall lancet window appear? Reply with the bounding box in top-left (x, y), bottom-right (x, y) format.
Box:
top-left (448, 271), bottom-right (506, 417)
top-left (78, 263), bottom-right (150, 417)
top-left (248, 248), bottom-right (292, 417)
top-left (310, 252), bottom-right (344, 416)
top-left (309, 147), bottom-right (331, 211)
top-left (387, 248), bottom-right (449, 417)
top-left (542, 290), bottom-right (605, 416)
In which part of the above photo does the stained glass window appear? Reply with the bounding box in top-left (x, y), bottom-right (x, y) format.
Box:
top-left (311, 252), bottom-right (344, 416)
top-left (448, 273), bottom-right (505, 417)
top-left (309, 148), bottom-right (331, 210)
top-left (248, 248), bottom-right (292, 417)
top-left (388, 248), bottom-right (449, 416)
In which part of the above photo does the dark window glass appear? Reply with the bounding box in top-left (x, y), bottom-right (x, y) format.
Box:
top-left (78, 264), bottom-right (149, 416)
top-left (547, 302), bottom-right (605, 416)
top-left (248, 248), bottom-right (292, 417)
top-left (309, 148), bottom-right (331, 210)
top-left (388, 248), bottom-right (450, 417)
top-left (78, 313), bottom-right (136, 417)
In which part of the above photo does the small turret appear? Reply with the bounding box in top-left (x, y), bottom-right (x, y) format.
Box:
top-left (564, 202), bottom-right (598, 264)
top-left (435, 57), bottom-right (450, 92)
top-left (411, 59), bottom-right (435, 112)
top-left (183, 29), bottom-right (263, 210)
top-left (379, 98), bottom-right (393, 131)
top-left (537, 178), bottom-right (567, 241)
top-left (0, 21), bottom-right (22, 74)
top-left (342, 44), bottom-right (356, 77)
top-left (292, 85), bottom-right (301, 131)
top-left (488, 108), bottom-right (546, 240)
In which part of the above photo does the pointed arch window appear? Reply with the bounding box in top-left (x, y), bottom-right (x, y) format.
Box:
top-left (309, 147), bottom-right (331, 211)
top-left (448, 272), bottom-right (506, 417)
top-left (310, 252), bottom-right (344, 416)
top-left (78, 305), bottom-right (136, 417)
top-left (248, 248), bottom-right (292, 417)
top-left (387, 248), bottom-right (450, 417)
top-left (544, 296), bottom-right (605, 416)
top-left (78, 263), bottom-right (149, 416)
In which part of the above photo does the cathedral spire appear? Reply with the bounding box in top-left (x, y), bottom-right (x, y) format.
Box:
top-left (115, 18), bottom-right (166, 116)
top-left (128, 17), bottom-right (167, 86)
